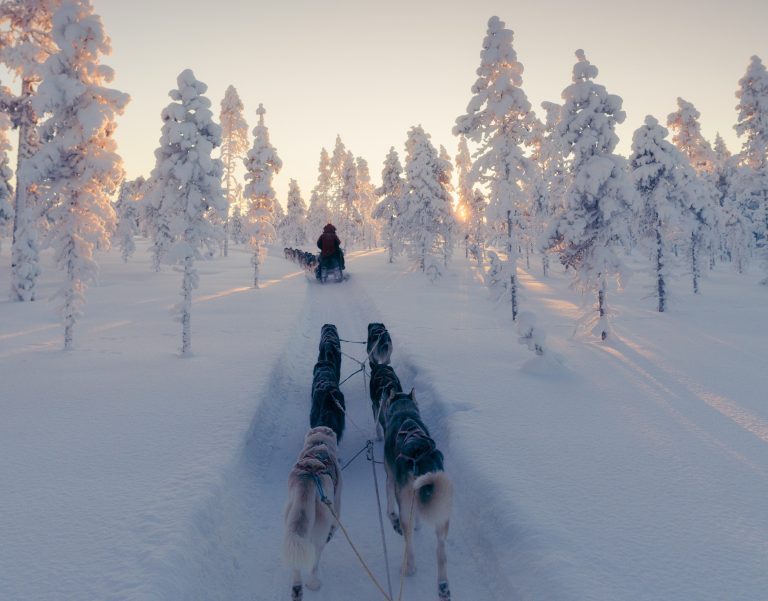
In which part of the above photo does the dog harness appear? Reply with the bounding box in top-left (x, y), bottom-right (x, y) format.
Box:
top-left (395, 419), bottom-right (437, 468)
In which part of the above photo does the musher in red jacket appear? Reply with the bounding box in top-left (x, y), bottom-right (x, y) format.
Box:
top-left (317, 223), bottom-right (345, 270)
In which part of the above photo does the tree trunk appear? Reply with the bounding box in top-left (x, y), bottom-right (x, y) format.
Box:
top-left (656, 226), bottom-right (666, 313)
top-left (691, 231), bottom-right (700, 294)
top-left (598, 278), bottom-right (607, 340)
top-left (63, 256), bottom-right (75, 351)
top-left (181, 255), bottom-right (194, 356)
top-left (10, 78), bottom-right (40, 302)
top-left (542, 254), bottom-right (549, 277)
top-left (510, 272), bottom-right (518, 321)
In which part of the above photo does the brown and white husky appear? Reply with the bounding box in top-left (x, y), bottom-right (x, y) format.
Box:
top-left (282, 426), bottom-right (342, 601)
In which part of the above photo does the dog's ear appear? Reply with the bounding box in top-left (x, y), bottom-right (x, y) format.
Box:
top-left (409, 388), bottom-right (415, 400)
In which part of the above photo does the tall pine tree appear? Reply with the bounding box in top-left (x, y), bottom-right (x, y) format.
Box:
top-left (219, 84), bottom-right (248, 257)
top-left (243, 103), bottom-right (282, 288)
top-left (145, 69), bottom-right (225, 355)
top-left (454, 16), bottom-right (537, 319)
top-left (544, 50), bottom-right (635, 340)
top-left (24, 0), bottom-right (129, 349)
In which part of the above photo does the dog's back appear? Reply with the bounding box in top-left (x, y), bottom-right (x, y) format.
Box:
top-left (384, 394), bottom-right (452, 526)
top-left (283, 427), bottom-right (342, 600)
top-left (367, 322), bottom-right (392, 367)
top-left (369, 364), bottom-right (403, 430)
top-left (311, 366), bottom-right (345, 443)
top-left (319, 324), bottom-right (342, 380)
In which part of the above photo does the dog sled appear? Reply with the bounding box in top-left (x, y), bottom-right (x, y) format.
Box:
top-left (315, 253), bottom-right (346, 284)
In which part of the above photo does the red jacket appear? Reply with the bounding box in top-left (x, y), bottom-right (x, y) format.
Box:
top-left (317, 225), bottom-right (341, 257)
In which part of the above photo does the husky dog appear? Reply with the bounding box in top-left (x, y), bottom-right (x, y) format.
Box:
top-left (384, 389), bottom-right (453, 601)
top-left (318, 324), bottom-right (342, 381)
top-left (369, 363), bottom-right (403, 439)
top-left (367, 322), bottom-right (393, 368)
top-left (283, 426), bottom-right (342, 601)
top-left (311, 361), bottom-right (346, 443)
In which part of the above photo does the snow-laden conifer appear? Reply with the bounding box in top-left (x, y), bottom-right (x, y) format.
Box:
top-left (114, 177), bottom-right (144, 263)
top-left (1, 0), bottom-right (59, 301)
top-left (455, 136), bottom-right (473, 256)
top-left (374, 147), bottom-right (406, 263)
top-left (229, 202), bottom-right (247, 246)
top-left (667, 98), bottom-right (716, 173)
top-left (219, 84), bottom-right (248, 257)
top-left (356, 157), bottom-right (378, 249)
top-left (667, 98), bottom-right (721, 283)
top-left (145, 69), bottom-right (225, 355)
top-left (454, 16), bottom-right (537, 318)
top-left (0, 110), bottom-right (14, 250)
top-left (467, 188), bottom-right (488, 265)
top-left (307, 147), bottom-right (332, 236)
top-left (328, 135), bottom-right (348, 224)
top-left (243, 103), bottom-right (282, 288)
top-left (401, 125), bottom-right (455, 278)
top-left (544, 50), bottom-right (636, 340)
top-left (281, 179), bottom-right (307, 247)
top-left (713, 134), bottom-right (750, 272)
top-left (733, 56), bottom-right (768, 282)
top-left (629, 116), bottom-right (706, 311)
top-left (437, 145), bottom-right (456, 266)
top-left (337, 151), bottom-right (363, 248)
top-left (23, 0), bottom-right (129, 349)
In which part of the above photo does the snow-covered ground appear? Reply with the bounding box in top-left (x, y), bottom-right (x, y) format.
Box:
top-left (1, 241), bottom-right (767, 601)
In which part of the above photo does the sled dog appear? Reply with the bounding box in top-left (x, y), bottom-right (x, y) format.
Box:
top-left (311, 361), bottom-right (346, 443)
top-left (367, 322), bottom-right (393, 368)
top-left (283, 426), bottom-right (342, 601)
top-left (318, 324), bottom-right (342, 381)
top-left (369, 363), bottom-right (403, 439)
top-left (384, 389), bottom-right (453, 601)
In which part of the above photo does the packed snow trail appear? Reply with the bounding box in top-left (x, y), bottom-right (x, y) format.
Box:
top-left (167, 253), bottom-right (506, 601)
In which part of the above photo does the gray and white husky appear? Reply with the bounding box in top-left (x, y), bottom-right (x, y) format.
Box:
top-left (282, 426), bottom-right (342, 601)
top-left (383, 389), bottom-right (453, 601)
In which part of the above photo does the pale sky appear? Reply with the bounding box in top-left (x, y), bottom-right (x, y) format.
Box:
top-left (10, 0), bottom-right (768, 204)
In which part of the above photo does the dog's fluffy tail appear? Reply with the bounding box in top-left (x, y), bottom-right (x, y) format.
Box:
top-left (282, 490), bottom-right (317, 570)
top-left (414, 471), bottom-right (453, 526)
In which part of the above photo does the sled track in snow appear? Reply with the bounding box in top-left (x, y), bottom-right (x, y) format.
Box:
top-left (151, 272), bottom-right (529, 601)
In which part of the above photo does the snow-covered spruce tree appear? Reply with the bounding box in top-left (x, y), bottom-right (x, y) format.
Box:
top-left (114, 176), bottom-right (144, 263)
top-left (544, 50), bottom-right (635, 341)
top-left (0, 109), bottom-right (14, 251)
top-left (437, 145), bottom-right (456, 266)
top-left (401, 125), bottom-right (455, 279)
top-left (467, 187), bottom-right (488, 265)
top-left (229, 201), bottom-right (247, 246)
top-left (485, 250), bottom-right (507, 301)
top-left (734, 55), bottom-right (768, 283)
top-left (454, 16), bottom-right (537, 319)
top-left (337, 151), bottom-right (363, 249)
top-left (281, 179), bottom-right (307, 247)
top-left (307, 147), bottom-right (332, 237)
top-left (713, 134), bottom-right (750, 272)
top-left (328, 135), bottom-right (348, 224)
top-left (1, 0), bottom-right (59, 301)
top-left (22, 0), bottom-right (128, 349)
top-left (356, 157), bottom-right (378, 249)
top-left (537, 101), bottom-right (568, 275)
top-left (145, 69), bottom-right (225, 355)
top-left (629, 116), bottom-right (706, 312)
top-left (667, 98), bottom-right (717, 173)
top-left (666, 98), bottom-right (721, 284)
top-left (374, 146), bottom-right (406, 263)
top-left (243, 103), bottom-right (282, 288)
top-left (455, 136), bottom-right (473, 257)
top-left (219, 84), bottom-right (248, 257)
